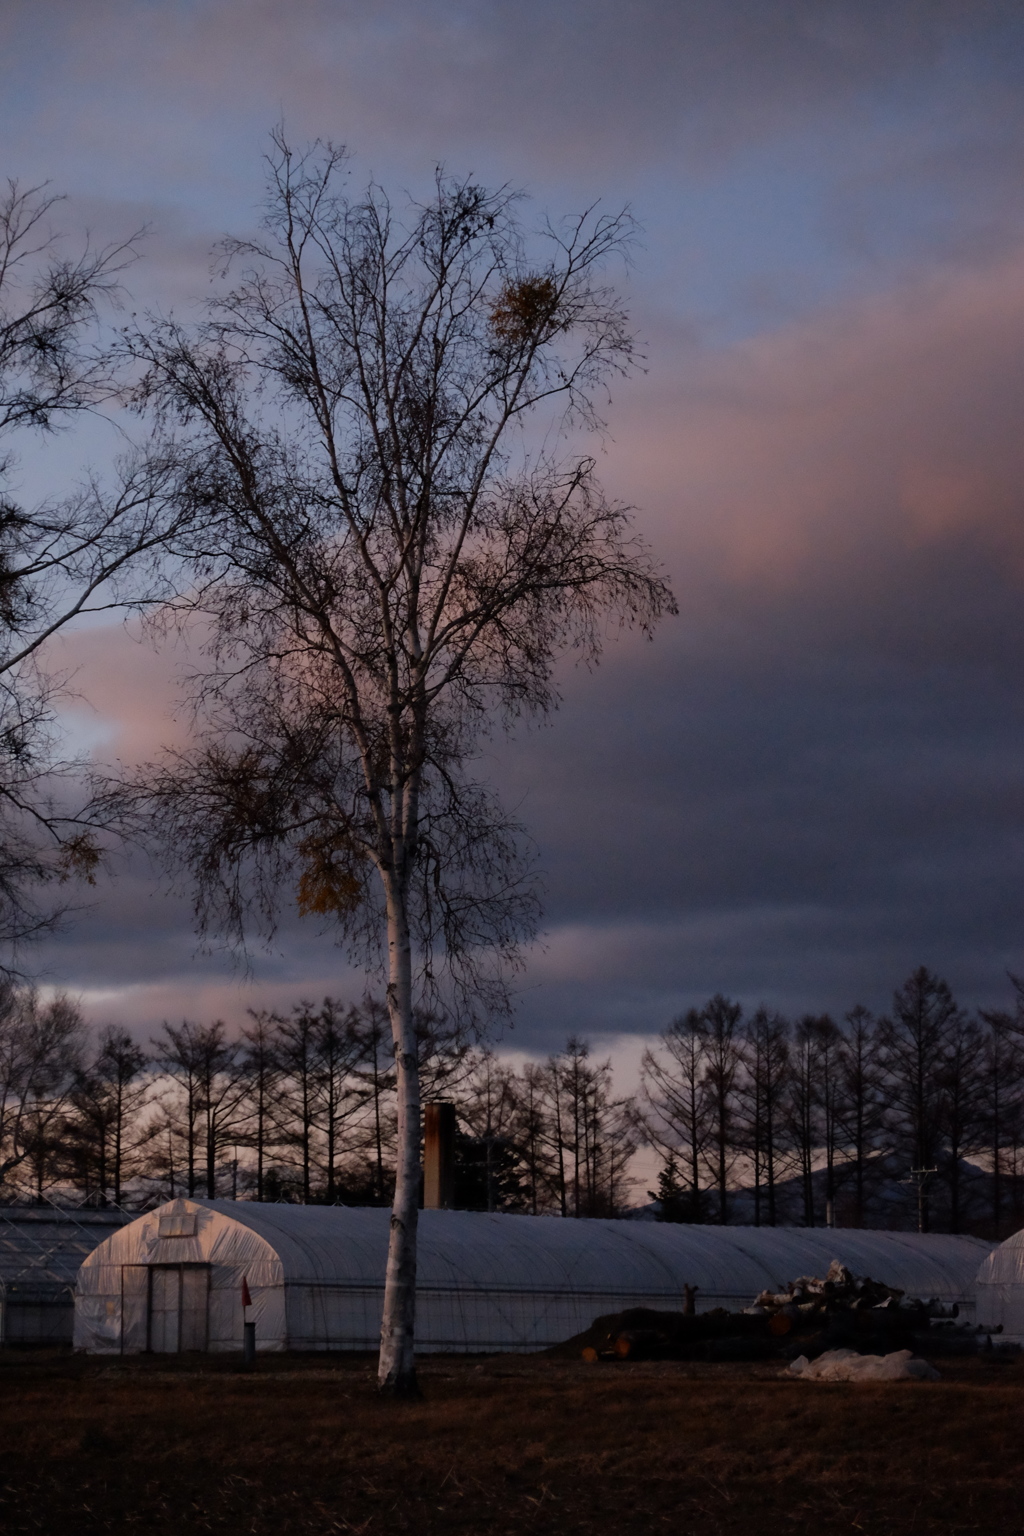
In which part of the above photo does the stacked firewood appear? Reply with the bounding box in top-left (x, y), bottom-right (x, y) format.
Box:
top-left (748, 1259), bottom-right (908, 1321)
top-left (566, 1261), bottom-right (966, 1363)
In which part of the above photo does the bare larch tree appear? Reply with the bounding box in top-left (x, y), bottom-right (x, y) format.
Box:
top-left (0, 981), bottom-right (83, 1194)
top-left (118, 136), bottom-right (674, 1394)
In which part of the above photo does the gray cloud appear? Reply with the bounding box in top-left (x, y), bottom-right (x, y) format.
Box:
top-left (7, 1), bottom-right (1024, 1050)
top-left (7, 2), bottom-right (1010, 162)
top-left (36, 245), bottom-right (1024, 1045)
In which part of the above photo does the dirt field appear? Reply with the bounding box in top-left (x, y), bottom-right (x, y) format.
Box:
top-left (1, 1347), bottom-right (1021, 1534)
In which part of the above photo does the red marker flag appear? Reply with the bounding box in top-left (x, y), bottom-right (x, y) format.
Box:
top-left (241, 1275), bottom-right (252, 1309)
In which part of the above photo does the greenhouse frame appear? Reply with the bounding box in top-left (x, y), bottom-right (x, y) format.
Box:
top-left (74, 1197), bottom-right (996, 1354)
top-left (0, 1205), bottom-right (131, 1346)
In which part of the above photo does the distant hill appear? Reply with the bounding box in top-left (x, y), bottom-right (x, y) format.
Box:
top-left (636, 1154), bottom-right (1023, 1239)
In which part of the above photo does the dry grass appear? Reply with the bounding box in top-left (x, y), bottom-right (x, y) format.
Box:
top-left (0, 1348), bottom-right (1020, 1533)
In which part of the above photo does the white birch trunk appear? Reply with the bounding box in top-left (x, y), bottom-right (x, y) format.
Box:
top-left (377, 875), bottom-right (422, 1395)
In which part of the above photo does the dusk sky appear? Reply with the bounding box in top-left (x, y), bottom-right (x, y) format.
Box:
top-left (5, 0), bottom-right (1024, 1057)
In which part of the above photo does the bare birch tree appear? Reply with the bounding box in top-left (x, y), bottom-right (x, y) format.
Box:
top-left (112, 136), bottom-right (673, 1393)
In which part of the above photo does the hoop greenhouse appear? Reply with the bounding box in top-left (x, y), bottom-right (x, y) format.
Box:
top-left (73, 1197), bottom-right (995, 1354)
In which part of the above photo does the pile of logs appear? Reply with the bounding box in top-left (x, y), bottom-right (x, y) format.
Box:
top-left (567, 1261), bottom-right (974, 1364)
top-left (748, 1259), bottom-right (909, 1320)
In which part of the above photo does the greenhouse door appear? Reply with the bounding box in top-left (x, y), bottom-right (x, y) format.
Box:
top-left (149, 1265), bottom-right (210, 1353)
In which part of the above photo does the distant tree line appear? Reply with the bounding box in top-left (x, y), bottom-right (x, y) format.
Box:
top-left (2, 965), bottom-right (1023, 1236)
top-left (0, 986), bottom-right (636, 1218)
top-left (642, 967), bottom-right (1024, 1238)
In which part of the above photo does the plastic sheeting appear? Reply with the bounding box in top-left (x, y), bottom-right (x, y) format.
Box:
top-left (974, 1229), bottom-right (1024, 1335)
top-left (788, 1348), bottom-right (940, 1382)
top-left (75, 1200), bottom-right (285, 1354)
top-left (1, 1206), bottom-right (130, 1346)
top-left (74, 1198), bottom-right (996, 1354)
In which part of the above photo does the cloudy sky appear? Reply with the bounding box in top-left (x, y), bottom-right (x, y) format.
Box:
top-left (5, 0), bottom-right (1024, 1054)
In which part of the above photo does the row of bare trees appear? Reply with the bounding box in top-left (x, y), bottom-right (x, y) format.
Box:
top-left (641, 967), bottom-right (1024, 1238)
top-left (450, 1038), bottom-right (637, 1217)
top-left (0, 985), bottom-right (636, 1217)
top-left (5, 965), bottom-right (1024, 1237)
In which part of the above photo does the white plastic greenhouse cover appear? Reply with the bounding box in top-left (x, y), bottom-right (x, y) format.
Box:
top-left (974, 1230), bottom-right (1024, 1336)
top-left (74, 1198), bottom-right (995, 1354)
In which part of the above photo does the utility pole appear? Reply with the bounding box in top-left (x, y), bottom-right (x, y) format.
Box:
top-left (905, 1167), bottom-right (938, 1233)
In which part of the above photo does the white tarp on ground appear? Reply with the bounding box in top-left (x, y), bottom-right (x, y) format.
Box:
top-left (74, 1199), bottom-right (995, 1355)
top-left (974, 1228), bottom-right (1024, 1335)
top-left (787, 1348), bottom-right (940, 1382)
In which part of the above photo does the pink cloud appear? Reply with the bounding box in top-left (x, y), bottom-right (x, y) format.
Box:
top-left (49, 618), bottom-right (196, 767)
top-left (44, 246), bottom-right (1024, 772)
top-left (602, 249), bottom-right (1024, 612)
